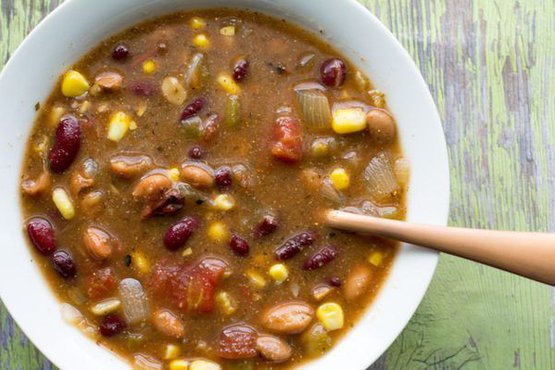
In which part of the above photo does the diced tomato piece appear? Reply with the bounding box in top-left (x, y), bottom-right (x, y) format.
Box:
top-left (84, 267), bottom-right (117, 299)
top-left (148, 257), bottom-right (228, 313)
top-left (271, 117), bottom-right (303, 163)
top-left (216, 324), bottom-right (258, 359)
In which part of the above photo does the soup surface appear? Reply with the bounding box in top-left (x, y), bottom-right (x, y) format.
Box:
top-left (20, 9), bottom-right (407, 370)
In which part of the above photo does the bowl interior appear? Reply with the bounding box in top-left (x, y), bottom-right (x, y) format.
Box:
top-left (0, 0), bottom-right (449, 369)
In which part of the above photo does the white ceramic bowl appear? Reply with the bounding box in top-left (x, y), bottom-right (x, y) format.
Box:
top-left (0, 0), bottom-right (449, 369)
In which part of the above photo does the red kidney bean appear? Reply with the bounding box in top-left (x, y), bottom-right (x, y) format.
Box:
top-left (275, 232), bottom-right (315, 260)
top-left (303, 246), bottom-right (338, 270)
top-left (26, 217), bottom-right (56, 255)
top-left (100, 314), bottom-right (127, 337)
top-left (188, 145), bottom-right (203, 159)
top-left (232, 59), bottom-right (250, 82)
top-left (229, 233), bottom-right (249, 256)
top-left (320, 58), bottom-right (346, 88)
top-left (255, 214), bottom-right (279, 238)
top-left (112, 44), bottom-right (129, 61)
top-left (51, 250), bottom-right (76, 279)
top-left (214, 166), bottom-right (232, 188)
top-left (180, 97), bottom-right (206, 122)
top-left (216, 324), bottom-right (257, 359)
top-left (48, 115), bottom-right (81, 173)
top-left (328, 276), bottom-right (342, 287)
top-left (163, 217), bottom-right (198, 251)
top-left (130, 81), bottom-right (155, 96)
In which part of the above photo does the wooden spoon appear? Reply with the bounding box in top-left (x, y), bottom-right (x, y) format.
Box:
top-left (325, 210), bottom-right (555, 286)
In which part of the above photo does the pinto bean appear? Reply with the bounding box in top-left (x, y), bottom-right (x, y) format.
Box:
top-left (110, 154), bottom-right (154, 178)
top-left (132, 174), bottom-right (172, 200)
top-left (343, 264), bottom-right (373, 301)
top-left (83, 227), bottom-right (114, 260)
top-left (256, 334), bottom-right (292, 363)
top-left (180, 163), bottom-right (214, 189)
top-left (366, 109), bottom-right (395, 143)
top-left (261, 301), bottom-right (314, 334)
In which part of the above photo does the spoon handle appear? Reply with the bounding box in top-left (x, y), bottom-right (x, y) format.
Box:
top-left (326, 210), bottom-right (555, 286)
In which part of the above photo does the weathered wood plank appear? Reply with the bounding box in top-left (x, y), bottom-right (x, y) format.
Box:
top-left (359, 0), bottom-right (555, 369)
top-left (2, 1), bottom-right (555, 369)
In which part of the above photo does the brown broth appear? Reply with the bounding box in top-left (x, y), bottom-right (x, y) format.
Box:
top-left (20, 9), bottom-right (405, 370)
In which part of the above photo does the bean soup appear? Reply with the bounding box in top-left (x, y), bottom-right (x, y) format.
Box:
top-left (20, 9), bottom-right (408, 370)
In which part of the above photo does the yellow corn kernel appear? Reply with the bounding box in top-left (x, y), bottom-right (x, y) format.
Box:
top-left (211, 194), bottom-right (236, 211)
top-left (107, 111), bottom-right (134, 142)
top-left (207, 221), bottom-right (230, 243)
top-left (192, 34), bottom-right (210, 48)
top-left (246, 269), bottom-right (267, 289)
top-left (332, 108), bottom-right (367, 134)
top-left (142, 60), bottom-right (157, 74)
top-left (168, 168), bottom-right (180, 182)
top-left (368, 251), bottom-right (384, 267)
top-left (217, 73), bottom-right (240, 94)
top-left (164, 344), bottom-right (181, 360)
top-left (182, 247), bottom-right (193, 257)
top-left (52, 188), bottom-right (75, 220)
top-left (190, 359), bottom-right (221, 370)
top-left (129, 121), bottom-right (138, 131)
top-left (329, 168), bottom-right (350, 190)
top-left (219, 26), bottom-right (235, 36)
top-left (216, 291), bottom-right (237, 315)
top-left (316, 302), bottom-right (344, 331)
top-left (190, 17), bottom-right (206, 30)
top-left (131, 251), bottom-right (150, 275)
top-left (268, 264), bottom-right (289, 284)
top-left (61, 70), bottom-right (90, 97)
top-left (169, 359), bottom-right (190, 370)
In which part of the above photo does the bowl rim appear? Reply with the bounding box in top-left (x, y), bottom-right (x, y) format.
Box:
top-left (0, 0), bottom-right (450, 369)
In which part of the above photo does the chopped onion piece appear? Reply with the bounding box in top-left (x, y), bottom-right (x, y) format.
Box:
top-left (184, 53), bottom-right (205, 89)
top-left (61, 303), bottom-right (84, 325)
top-left (321, 177), bottom-right (344, 204)
top-left (119, 278), bottom-right (150, 324)
top-left (295, 89), bottom-right (332, 131)
top-left (298, 53), bottom-right (316, 69)
top-left (364, 152), bottom-right (400, 201)
top-left (294, 81), bottom-right (326, 92)
top-left (83, 158), bottom-right (99, 178)
top-left (276, 106), bottom-right (292, 115)
top-left (232, 164), bottom-right (256, 188)
top-left (134, 354), bottom-right (163, 370)
top-left (342, 150), bottom-right (360, 168)
top-left (290, 281), bottom-right (300, 297)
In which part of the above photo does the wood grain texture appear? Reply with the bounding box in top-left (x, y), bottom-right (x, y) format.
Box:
top-left (1, 1), bottom-right (554, 369)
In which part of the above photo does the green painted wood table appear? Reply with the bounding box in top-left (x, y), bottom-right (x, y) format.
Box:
top-left (1, 0), bottom-right (554, 369)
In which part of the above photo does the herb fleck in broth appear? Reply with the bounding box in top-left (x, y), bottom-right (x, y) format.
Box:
top-left (20, 9), bottom-right (407, 369)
